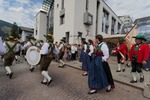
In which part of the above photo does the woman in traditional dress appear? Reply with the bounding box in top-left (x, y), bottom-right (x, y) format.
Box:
top-left (88, 35), bottom-right (109, 94)
top-left (81, 41), bottom-right (88, 76)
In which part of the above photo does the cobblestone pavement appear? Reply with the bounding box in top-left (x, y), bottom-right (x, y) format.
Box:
top-left (0, 59), bottom-right (149, 100)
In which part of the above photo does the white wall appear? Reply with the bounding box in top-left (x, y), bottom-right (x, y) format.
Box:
top-left (34, 11), bottom-right (47, 41)
top-left (21, 31), bottom-right (33, 41)
top-left (21, 31), bottom-right (26, 41)
top-left (73, 0), bottom-right (97, 43)
top-left (54, 0), bottom-right (75, 43)
top-left (53, 0), bottom-right (124, 44)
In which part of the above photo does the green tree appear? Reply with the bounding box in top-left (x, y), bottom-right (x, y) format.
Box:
top-left (11, 22), bottom-right (19, 38)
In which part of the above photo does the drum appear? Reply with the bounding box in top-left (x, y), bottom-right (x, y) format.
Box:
top-left (26, 46), bottom-right (41, 65)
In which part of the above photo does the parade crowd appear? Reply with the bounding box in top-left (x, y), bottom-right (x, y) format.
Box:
top-left (0, 34), bottom-right (150, 95)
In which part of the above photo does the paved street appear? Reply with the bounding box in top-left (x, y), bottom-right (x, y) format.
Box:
top-left (66, 56), bottom-right (150, 90)
top-left (0, 58), bottom-right (149, 100)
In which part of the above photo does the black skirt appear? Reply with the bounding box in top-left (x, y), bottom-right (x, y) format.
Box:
top-left (102, 62), bottom-right (115, 89)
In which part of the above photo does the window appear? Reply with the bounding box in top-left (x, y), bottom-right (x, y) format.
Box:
top-left (60, 14), bottom-right (65, 25)
top-left (66, 32), bottom-right (69, 43)
top-left (103, 9), bottom-right (109, 20)
top-left (118, 23), bottom-right (121, 34)
top-left (137, 20), bottom-right (150, 41)
top-left (35, 30), bottom-right (37, 35)
top-left (57, 4), bottom-right (59, 8)
top-left (102, 9), bottom-right (109, 34)
top-left (78, 32), bottom-right (82, 38)
top-left (61, 0), bottom-right (64, 9)
top-left (111, 17), bottom-right (116, 35)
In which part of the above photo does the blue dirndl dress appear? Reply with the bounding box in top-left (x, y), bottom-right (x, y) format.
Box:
top-left (82, 52), bottom-right (89, 71)
top-left (144, 56), bottom-right (150, 69)
top-left (79, 49), bottom-right (84, 62)
top-left (88, 55), bottom-right (108, 89)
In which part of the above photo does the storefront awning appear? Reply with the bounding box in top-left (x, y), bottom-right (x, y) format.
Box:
top-left (104, 35), bottom-right (125, 44)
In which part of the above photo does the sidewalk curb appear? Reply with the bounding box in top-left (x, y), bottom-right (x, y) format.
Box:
top-left (66, 64), bottom-right (144, 91)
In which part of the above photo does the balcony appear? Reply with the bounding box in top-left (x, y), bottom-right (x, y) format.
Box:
top-left (60, 8), bottom-right (65, 17)
top-left (84, 12), bottom-right (93, 26)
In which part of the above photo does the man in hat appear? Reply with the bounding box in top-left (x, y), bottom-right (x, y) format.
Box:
top-left (23, 36), bottom-right (37, 72)
top-left (115, 38), bottom-right (128, 72)
top-left (129, 35), bottom-right (149, 83)
top-left (14, 38), bottom-right (21, 62)
top-left (37, 34), bottom-right (54, 86)
top-left (58, 39), bottom-right (66, 68)
top-left (3, 36), bottom-right (17, 79)
top-left (53, 42), bottom-right (59, 62)
top-left (36, 40), bottom-right (44, 49)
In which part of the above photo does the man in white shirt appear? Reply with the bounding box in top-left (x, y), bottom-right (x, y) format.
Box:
top-left (74, 44), bottom-right (78, 60)
top-left (3, 36), bottom-right (17, 79)
top-left (71, 44), bottom-right (76, 60)
top-left (0, 37), bottom-right (6, 56)
top-left (58, 39), bottom-right (66, 68)
top-left (53, 42), bottom-right (59, 62)
top-left (37, 34), bottom-right (53, 86)
top-left (14, 39), bottom-right (21, 62)
top-left (23, 37), bottom-right (37, 72)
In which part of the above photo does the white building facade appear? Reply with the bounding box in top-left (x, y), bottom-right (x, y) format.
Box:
top-left (119, 15), bottom-right (133, 25)
top-left (19, 27), bottom-right (34, 42)
top-left (34, 0), bottom-right (124, 44)
top-left (119, 15), bottom-right (134, 34)
top-left (53, 0), bottom-right (124, 44)
top-left (34, 10), bottom-right (47, 41)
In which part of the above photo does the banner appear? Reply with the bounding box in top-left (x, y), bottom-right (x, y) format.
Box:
top-left (125, 25), bottom-right (138, 50)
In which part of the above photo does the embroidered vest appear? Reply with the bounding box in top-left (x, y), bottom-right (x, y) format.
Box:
top-left (86, 45), bottom-right (90, 53)
top-left (95, 42), bottom-right (104, 56)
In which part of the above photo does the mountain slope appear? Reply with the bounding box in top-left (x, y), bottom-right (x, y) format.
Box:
top-left (0, 20), bottom-right (12, 37)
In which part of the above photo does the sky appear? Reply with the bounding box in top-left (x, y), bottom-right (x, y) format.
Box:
top-left (105, 0), bottom-right (150, 20)
top-left (0, 0), bottom-right (150, 28)
top-left (0, 0), bottom-right (43, 28)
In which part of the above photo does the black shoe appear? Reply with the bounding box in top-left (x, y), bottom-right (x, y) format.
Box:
top-left (58, 65), bottom-right (64, 68)
top-left (116, 70), bottom-right (121, 72)
top-left (140, 77), bottom-right (144, 82)
top-left (63, 64), bottom-right (66, 67)
top-left (88, 90), bottom-right (97, 95)
top-left (47, 80), bottom-right (52, 86)
top-left (9, 72), bottom-right (13, 79)
top-left (126, 64), bottom-right (130, 67)
top-left (122, 69), bottom-right (125, 72)
top-left (6, 73), bottom-right (9, 76)
top-left (130, 80), bottom-right (137, 83)
top-left (106, 89), bottom-right (111, 92)
top-left (41, 81), bottom-right (47, 85)
top-left (30, 68), bottom-right (35, 72)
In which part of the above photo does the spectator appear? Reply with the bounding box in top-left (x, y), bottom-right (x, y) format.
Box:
top-left (71, 44), bottom-right (76, 60)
